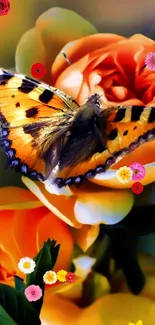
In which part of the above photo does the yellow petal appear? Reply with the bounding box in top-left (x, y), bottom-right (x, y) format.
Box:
top-left (129, 34), bottom-right (154, 44)
top-left (44, 275), bottom-right (82, 298)
top-left (16, 7), bottom-right (97, 84)
top-left (22, 177), bottom-right (81, 228)
top-left (72, 225), bottom-right (99, 251)
top-left (36, 7), bottom-right (97, 62)
top-left (0, 186), bottom-right (42, 210)
top-left (15, 28), bottom-right (46, 79)
top-left (23, 177), bottom-right (134, 228)
top-left (120, 273), bottom-right (155, 301)
top-left (77, 293), bottom-right (155, 325)
top-left (73, 183), bottom-right (134, 225)
top-left (40, 293), bottom-right (81, 325)
top-left (93, 273), bottom-right (110, 299)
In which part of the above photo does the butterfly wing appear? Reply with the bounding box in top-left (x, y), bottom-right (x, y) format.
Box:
top-left (0, 68), bottom-right (79, 180)
top-left (56, 105), bottom-right (155, 186)
top-left (103, 105), bottom-right (155, 154)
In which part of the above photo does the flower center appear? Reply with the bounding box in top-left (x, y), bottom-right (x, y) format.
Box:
top-left (31, 291), bottom-right (36, 295)
top-left (134, 169), bottom-right (139, 174)
top-left (0, 3), bottom-right (5, 10)
top-left (23, 262), bottom-right (31, 269)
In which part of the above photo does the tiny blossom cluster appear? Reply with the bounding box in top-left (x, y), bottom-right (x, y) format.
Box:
top-left (116, 162), bottom-right (145, 194)
top-left (18, 256), bottom-right (76, 302)
top-left (43, 269), bottom-right (76, 284)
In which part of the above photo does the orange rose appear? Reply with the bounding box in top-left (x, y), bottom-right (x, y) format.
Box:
top-left (53, 33), bottom-right (155, 106)
top-left (16, 11), bottom-right (155, 188)
top-left (0, 187), bottom-right (73, 286)
top-left (52, 33), bottom-right (155, 188)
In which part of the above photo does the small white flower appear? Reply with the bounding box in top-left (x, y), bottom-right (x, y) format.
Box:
top-left (18, 257), bottom-right (36, 274)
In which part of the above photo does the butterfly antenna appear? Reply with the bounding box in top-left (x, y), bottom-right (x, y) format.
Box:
top-left (61, 51), bottom-right (72, 66)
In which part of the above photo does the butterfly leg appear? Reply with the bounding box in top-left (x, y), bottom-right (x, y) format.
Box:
top-left (61, 51), bottom-right (72, 66)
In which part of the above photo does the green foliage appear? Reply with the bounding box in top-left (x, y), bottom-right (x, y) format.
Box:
top-left (0, 239), bottom-right (60, 325)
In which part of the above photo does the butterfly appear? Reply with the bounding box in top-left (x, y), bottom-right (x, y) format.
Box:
top-left (0, 68), bottom-right (155, 191)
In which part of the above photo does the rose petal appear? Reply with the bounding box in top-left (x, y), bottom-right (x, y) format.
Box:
top-left (15, 28), bottom-right (47, 81)
top-left (0, 210), bottom-right (19, 271)
top-left (36, 211), bottom-right (73, 271)
top-left (53, 33), bottom-right (125, 82)
top-left (55, 66), bottom-right (84, 99)
top-left (71, 225), bottom-right (100, 251)
top-left (22, 177), bottom-right (81, 228)
top-left (0, 186), bottom-right (43, 210)
top-left (129, 34), bottom-right (155, 45)
top-left (73, 183), bottom-right (134, 225)
top-left (12, 207), bottom-right (48, 258)
top-left (40, 293), bottom-right (81, 325)
top-left (15, 7), bottom-right (97, 84)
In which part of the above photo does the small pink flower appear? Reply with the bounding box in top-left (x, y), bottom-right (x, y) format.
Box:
top-left (129, 162), bottom-right (146, 181)
top-left (24, 285), bottom-right (42, 302)
top-left (145, 52), bottom-right (155, 71)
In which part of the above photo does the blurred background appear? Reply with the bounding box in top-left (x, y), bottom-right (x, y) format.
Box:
top-left (0, 0), bottom-right (155, 187)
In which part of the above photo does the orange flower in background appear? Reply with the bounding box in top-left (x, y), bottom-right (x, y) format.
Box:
top-left (0, 183), bottom-right (134, 288)
top-left (0, 186), bottom-right (73, 286)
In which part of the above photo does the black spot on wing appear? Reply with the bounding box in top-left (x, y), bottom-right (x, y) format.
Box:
top-left (108, 128), bottom-right (118, 140)
top-left (25, 76), bottom-right (40, 85)
top-left (131, 106), bottom-right (144, 122)
top-left (114, 108), bottom-right (126, 122)
top-left (18, 79), bottom-right (36, 94)
top-left (148, 107), bottom-right (155, 123)
top-left (123, 130), bottom-right (128, 136)
top-left (39, 89), bottom-right (54, 104)
top-left (26, 107), bottom-right (38, 118)
top-left (16, 102), bottom-right (20, 107)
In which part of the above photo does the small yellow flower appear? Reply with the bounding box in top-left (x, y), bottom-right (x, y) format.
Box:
top-left (128, 321), bottom-right (143, 325)
top-left (57, 270), bottom-right (67, 282)
top-left (43, 270), bottom-right (57, 284)
top-left (116, 166), bottom-right (133, 184)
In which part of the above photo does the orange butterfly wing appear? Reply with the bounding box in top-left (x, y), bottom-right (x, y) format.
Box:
top-left (0, 69), bottom-right (79, 180)
top-left (0, 69), bottom-right (155, 188)
top-left (58, 105), bottom-right (155, 185)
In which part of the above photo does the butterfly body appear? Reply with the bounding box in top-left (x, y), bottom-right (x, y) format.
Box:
top-left (0, 68), bottom-right (155, 189)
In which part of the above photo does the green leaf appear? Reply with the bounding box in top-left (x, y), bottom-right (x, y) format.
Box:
top-left (26, 238), bottom-right (60, 314)
top-left (0, 284), bottom-right (41, 325)
top-left (0, 305), bottom-right (17, 325)
top-left (14, 276), bottom-right (26, 292)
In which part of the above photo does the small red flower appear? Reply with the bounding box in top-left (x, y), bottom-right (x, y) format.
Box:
top-left (0, 0), bottom-right (10, 16)
top-left (132, 182), bottom-right (144, 194)
top-left (65, 272), bottom-right (76, 283)
top-left (30, 63), bottom-right (46, 79)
